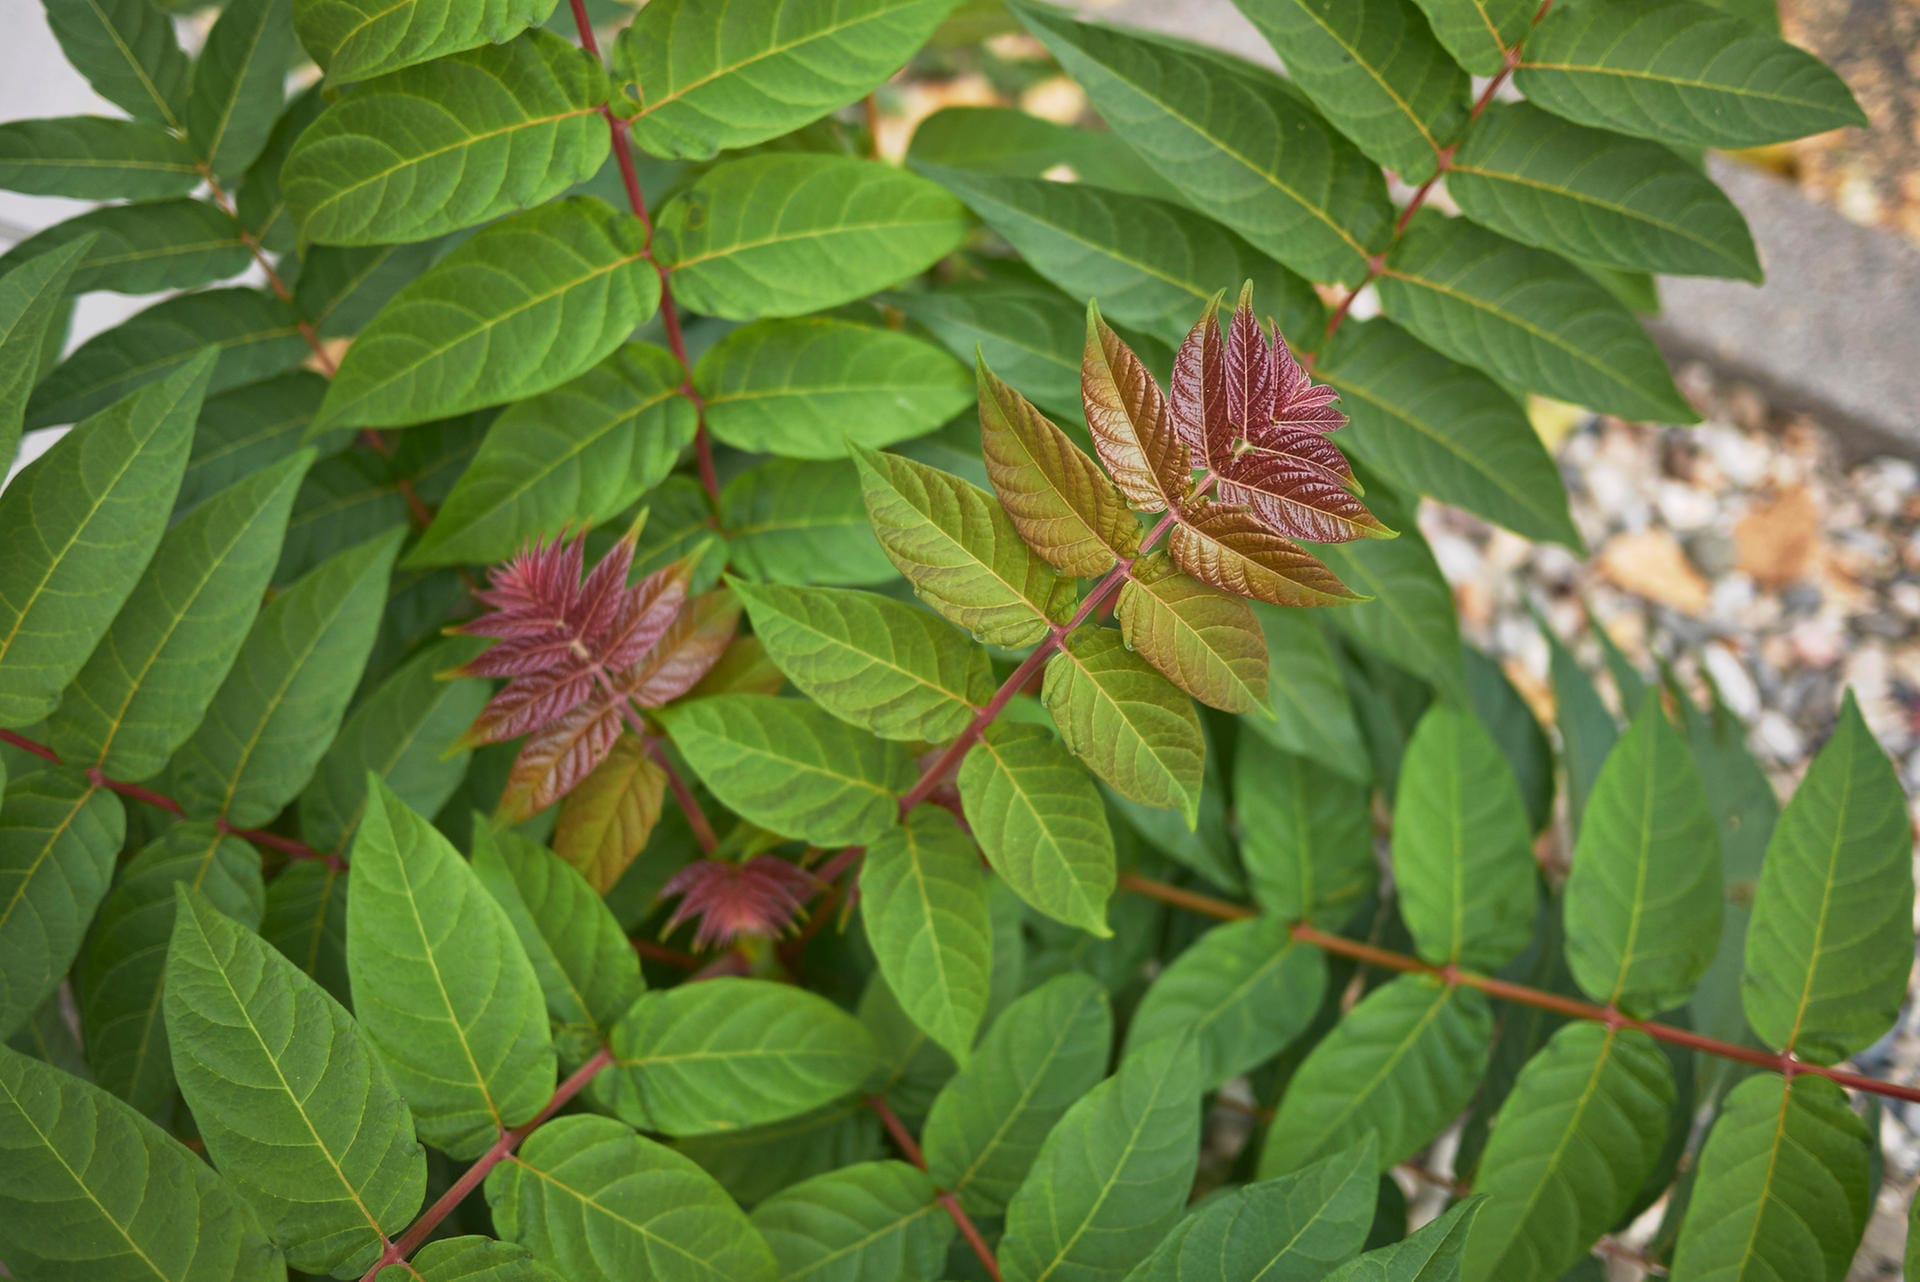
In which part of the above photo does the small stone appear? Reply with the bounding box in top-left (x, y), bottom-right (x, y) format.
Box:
top-left (1788, 618), bottom-right (1846, 668)
top-left (1699, 424), bottom-right (1771, 488)
top-left (1890, 581), bottom-right (1920, 620)
top-left (1781, 582), bottom-right (1824, 614)
top-left (1754, 710), bottom-right (1805, 763)
top-left (1702, 643), bottom-right (1761, 720)
top-left (1724, 384), bottom-right (1770, 433)
top-left (1684, 529), bottom-right (1740, 579)
top-left (1656, 481), bottom-right (1719, 532)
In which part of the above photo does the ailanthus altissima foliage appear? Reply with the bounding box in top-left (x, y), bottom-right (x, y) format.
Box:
top-left (0, 0), bottom-right (1909, 1280)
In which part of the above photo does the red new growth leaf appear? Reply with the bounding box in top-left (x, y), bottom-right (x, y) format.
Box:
top-left (660, 855), bottom-right (821, 951)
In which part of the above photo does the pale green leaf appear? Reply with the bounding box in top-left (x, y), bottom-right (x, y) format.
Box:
top-left (1116, 555), bottom-right (1267, 715)
top-left (724, 458), bottom-right (898, 586)
top-left (0, 116), bottom-right (201, 200)
top-left (1043, 627), bottom-right (1205, 822)
top-left (958, 720), bottom-right (1115, 936)
top-left (42, 0), bottom-right (190, 128)
top-left (187, 0), bottom-right (291, 177)
top-left (750, 1160), bottom-right (954, 1282)
top-left (1237, 748), bottom-right (1377, 929)
top-left (862, 808), bottom-right (993, 1065)
top-left (0, 239), bottom-right (91, 472)
top-left (1240, 604), bottom-right (1369, 782)
top-left (296, 0), bottom-right (559, 82)
top-left (0, 200), bottom-right (249, 296)
top-left (0, 774), bottom-right (123, 1039)
top-left (1407, 0), bottom-right (1533, 75)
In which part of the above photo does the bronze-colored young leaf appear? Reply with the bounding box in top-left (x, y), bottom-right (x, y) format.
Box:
top-left (552, 732), bottom-right (667, 893)
top-left (1216, 451), bottom-right (1392, 544)
top-left (1169, 507), bottom-right (1360, 607)
top-left (1082, 302), bottom-right (1191, 513)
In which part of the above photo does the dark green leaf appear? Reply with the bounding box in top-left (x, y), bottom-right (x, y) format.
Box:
top-left (1316, 509), bottom-right (1469, 705)
top-left (0, 199), bottom-right (249, 296)
top-left (187, 0), bottom-right (292, 177)
top-left (1238, 748), bottom-right (1376, 929)
top-left (42, 0), bottom-right (190, 128)
top-left (374, 1235), bottom-right (563, 1281)
top-left (1328, 1200), bottom-right (1481, 1282)
top-left (1463, 644), bottom-right (1555, 834)
top-left (0, 774), bottom-right (124, 1039)
top-left (862, 808), bottom-right (994, 1065)
top-left (724, 459), bottom-right (897, 587)
top-left (259, 858), bottom-right (350, 1001)
top-left (0, 238), bottom-right (91, 470)
top-left (296, 0), bottom-right (560, 82)
top-left (176, 370), bottom-right (338, 513)
top-left (0, 116), bottom-right (200, 200)
top-left (1240, 605), bottom-right (1369, 782)
top-left (749, 1160), bottom-right (954, 1282)
top-left (905, 106), bottom-right (1185, 202)
top-left (1407, 0), bottom-right (1533, 75)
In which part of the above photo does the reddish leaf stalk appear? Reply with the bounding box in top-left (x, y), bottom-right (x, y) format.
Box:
top-left (867, 1095), bottom-right (1003, 1281)
top-left (630, 938), bottom-right (700, 969)
top-left (1116, 872), bottom-right (1920, 1106)
top-left (645, 738), bottom-right (719, 855)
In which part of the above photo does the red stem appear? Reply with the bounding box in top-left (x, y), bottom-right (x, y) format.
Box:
top-left (631, 938), bottom-right (700, 969)
top-left (867, 1096), bottom-right (1002, 1281)
top-left (649, 741), bottom-right (719, 855)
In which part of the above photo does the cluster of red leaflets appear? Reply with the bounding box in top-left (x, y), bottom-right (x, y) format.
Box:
top-left (658, 855), bottom-right (821, 952)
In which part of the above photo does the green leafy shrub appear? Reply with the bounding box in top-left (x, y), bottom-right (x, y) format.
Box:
top-left (0, 0), bottom-right (1908, 1280)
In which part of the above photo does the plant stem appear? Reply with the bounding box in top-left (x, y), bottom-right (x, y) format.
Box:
top-left (867, 1095), bottom-right (1003, 1281)
top-left (647, 739), bottom-right (719, 855)
top-left (1117, 871), bottom-right (1920, 1106)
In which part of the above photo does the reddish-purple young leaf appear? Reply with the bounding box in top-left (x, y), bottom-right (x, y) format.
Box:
top-left (1083, 302), bottom-right (1191, 513)
top-left (620, 589), bottom-right (740, 708)
top-left (461, 670), bottom-right (597, 748)
top-left (1169, 295), bottom-right (1230, 467)
top-left (1241, 429), bottom-right (1356, 488)
top-left (1169, 506), bottom-right (1360, 607)
top-left (1257, 322), bottom-right (1347, 438)
top-left (601, 562), bottom-right (691, 672)
top-left (1216, 451), bottom-right (1392, 544)
top-left (1224, 284), bottom-right (1277, 439)
top-left (499, 696), bottom-right (626, 823)
top-left (660, 855), bottom-right (820, 951)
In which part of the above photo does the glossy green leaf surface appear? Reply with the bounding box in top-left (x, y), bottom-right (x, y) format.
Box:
top-left (862, 808), bottom-right (994, 1065)
top-left (295, 0), bottom-right (560, 82)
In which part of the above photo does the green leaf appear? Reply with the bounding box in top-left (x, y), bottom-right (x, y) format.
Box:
top-left (1516, 0), bottom-right (1865, 149)
top-left (1317, 319), bottom-right (1579, 547)
top-left (471, 823), bottom-right (643, 1049)
top-left (750, 1160), bottom-right (954, 1282)
top-left (734, 580), bottom-right (990, 743)
top-left (1463, 1024), bottom-right (1674, 1282)
top-left (0, 115), bottom-right (201, 200)
top-left (296, 0), bottom-right (559, 82)
top-left (1115, 555), bottom-right (1267, 715)
top-left (1230, 0), bottom-right (1468, 183)
top-left (46, 452), bottom-right (307, 781)
top-left (1378, 212), bottom-right (1695, 422)
top-left (1539, 614), bottom-right (1616, 833)
top-left (597, 977), bottom-right (882, 1137)
top-left (260, 858), bottom-right (350, 1001)
top-left (1124, 1138), bottom-right (1378, 1282)
top-left (409, 342), bottom-right (692, 567)
top-left (1463, 644), bottom-right (1555, 834)
top-left (724, 458), bottom-right (898, 587)
top-left (1450, 102), bottom-right (1760, 281)
top-left (487, 1112), bottom-right (777, 1280)
top-left (697, 317), bottom-right (970, 459)
top-left (345, 781), bottom-right (555, 1156)
top-left (317, 197), bottom-right (658, 430)
top-left (1013, 2), bottom-right (1393, 285)
top-left (674, 1099), bottom-right (882, 1208)
top-left (655, 155), bottom-right (969, 320)
top-left (0, 199), bottom-right (249, 296)
top-left (187, 0), bottom-right (291, 177)
top-left (861, 808), bottom-right (993, 1065)
top-left (1043, 627), bottom-right (1205, 822)
top-left (176, 371), bottom-right (339, 513)
top-left (906, 105), bottom-right (1185, 203)
top-left (26, 288), bottom-right (307, 430)
top-left (286, 30), bottom-right (610, 245)
top-left (918, 164), bottom-right (1324, 345)
top-left (1315, 508), bottom-right (1469, 705)
top-left (1000, 1034), bottom-right (1203, 1282)
top-left (1260, 975), bottom-right (1491, 1175)
top-left (164, 527), bottom-right (402, 826)
top-left (1329, 1200), bottom-right (1481, 1282)
top-left (1241, 605), bottom-right (1369, 782)
top-left (0, 774), bottom-right (123, 1039)
top-left (166, 889), bottom-right (426, 1276)
top-left (1391, 705), bottom-right (1538, 970)
top-left (42, 0), bottom-right (190, 127)
top-left (854, 446), bottom-right (1071, 646)
top-left (656, 694), bottom-right (915, 846)
top-left (0, 353), bottom-right (205, 728)
top-left (1669, 1073), bottom-right (1871, 1282)
top-left (923, 973), bottom-right (1111, 1214)
top-left (375, 1235), bottom-right (562, 1281)
top-left (958, 720), bottom-right (1116, 936)
top-left (1562, 692), bottom-right (1722, 1016)
top-left (0, 1042), bottom-right (284, 1282)
top-left (78, 823), bottom-right (262, 1114)
top-left (1126, 915), bottom-right (1326, 1088)
top-left (1238, 748), bottom-right (1377, 929)
top-left (294, 241), bottom-right (441, 339)
top-left (1406, 0), bottom-right (1532, 75)
top-left (0, 239), bottom-right (90, 470)
top-left (1741, 692), bottom-right (1912, 1062)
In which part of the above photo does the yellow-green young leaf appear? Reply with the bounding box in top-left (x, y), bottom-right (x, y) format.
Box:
top-left (0, 238), bottom-right (90, 483)
top-left (47, 451), bottom-right (308, 781)
top-left (656, 694), bottom-right (916, 846)
top-left (924, 973), bottom-right (1112, 1215)
top-left (1042, 627), bottom-right (1205, 823)
top-left (374, 1235), bottom-right (563, 1281)
top-left (1741, 693), bottom-right (1912, 1063)
top-left (43, 0), bottom-right (190, 128)
top-left (1242, 605), bottom-right (1369, 781)
top-left (0, 199), bottom-right (248, 296)
top-left (1117, 554), bottom-right (1267, 715)
top-left (1378, 212), bottom-right (1696, 423)
top-left (919, 164), bottom-right (1324, 346)
top-left (1125, 915), bottom-right (1326, 1088)
top-left (616, 0), bottom-right (958, 158)
top-left (347, 781), bottom-right (556, 1158)
top-left (725, 458), bottom-right (898, 587)
top-left (596, 977), bottom-right (883, 1137)
top-left (862, 808), bottom-right (994, 1065)
top-left (166, 890), bottom-right (426, 1275)
top-left (187, 0), bottom-right (291, 177)
top-left (1463, 1024), bottom-right (1674, 1282)
top-left (1669, 1073), bottom-right (1872, 1282)
top-left (978, 353), bottom-right (1138, 577)
top-left (1407, 0), bottom-right (1533, 74)
top-left (1230, 0), bottom-right (1469, 183)
top-left (750, 1160), bottom-right (954, 1281)
top-left (1392, 705), bottom-right (1538, 970)
top-left (1000, 1035), bottom-right (1203, 1282)
top-left (1013, 1), bottom-right (1393, 285)
top-left (0, 1043), bottom-right (284, 1282)
top-left (486, 1113), bottom-right (778, 1281)
top-left (551, 732), bottom-right (665, 894)
top-left (1561, 692), bottom-right (1722, 1016)
top-left (1451, 102), bottom-right (1761, 281)
top-left (0, 774), bottom-right (123, 1039)
top-left (1330, 1201), bottom-right (1482, 1282)
top-left (1237, 748), bottom-right (1376, 929)
top-left (1317, 319), bottom-right (1579, 547)
top-left (165, 527), bottom-right (403, 826)
top-left (1260, 974), bottom-right (1491, 1175)
top-left (853, 446), bottom-right (1072, 647)
top-left (958, 721), bottom-right (1115, 936)
top-left (79, 823), bottom-right (262, 1115)
top-left (1515, 0), bottom-right (1865, 149)
top-left (295, 0), bottom-right (559, 82)
top-left (733, 579), bottom-right (991, 743)
top-left (0, 116), bottom-right (200, 200)
top-left (316, 197), bottom-right (658, 431)
top-left (654, 155), bottom-right (969, 321)
top-left (906, 105), bottom-right (1185, 203)
top-left (472, 823), bottom-right (642, 1049)
top-left (0, 352), bottom-right (205, 728)
top-left (409, 342), bottom-right (694, 568)
top-left (285, 30), bottom-right (610, 246)
top-left (697, 317), bottom-right (971, 459)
